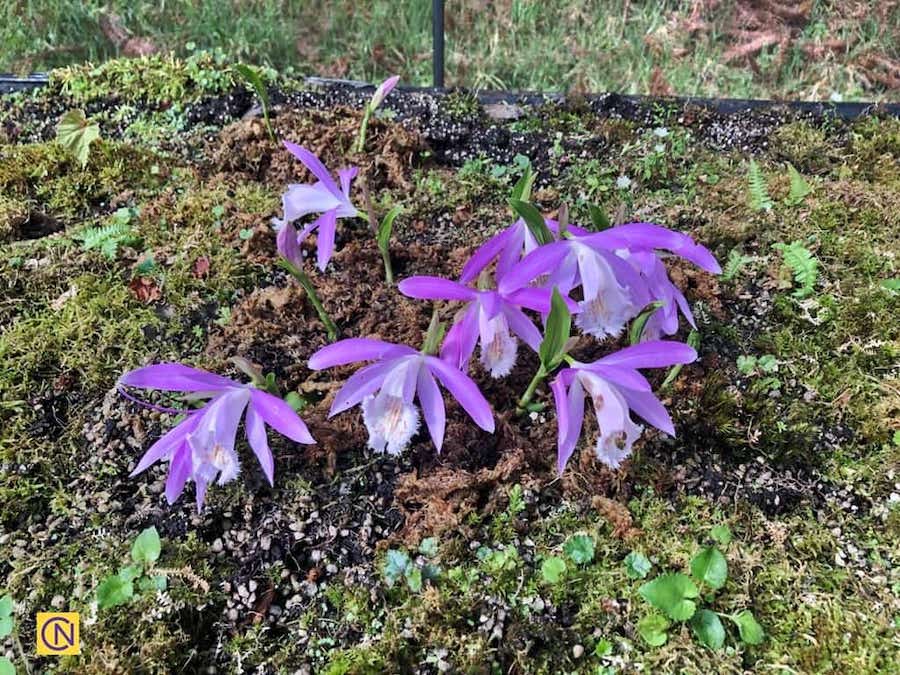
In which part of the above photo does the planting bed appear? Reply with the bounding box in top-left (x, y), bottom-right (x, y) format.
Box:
top-left (0, 57), bottom-right (898, 673)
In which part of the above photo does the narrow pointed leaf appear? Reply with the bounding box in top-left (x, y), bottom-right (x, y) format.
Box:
top-left (538, 287), bottom-right (571, 369)
top-left (377, 205), bottom-right (403, 251)
top-left (588, 204), bottom-right (611, 230)
top-left (628, 300), bottom-right (666, 345)
top-left (510, 164), bottom-right (535, 202)
top-left (509, 199), bottom-right (553, 245)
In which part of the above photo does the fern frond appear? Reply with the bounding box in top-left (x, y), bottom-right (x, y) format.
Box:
top-left (748, 159), bottom-right (773, 211)
top-left (78, 222), bottom-right (135, 259)
top-left (785, 163), bottom-right (811, 206)
top-left (773, 241), bottom-right (818, 297)
top-left (722, 248), bottom-right (752, 281)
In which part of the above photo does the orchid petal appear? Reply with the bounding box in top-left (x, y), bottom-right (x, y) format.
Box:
top-left (499, 241), bottom-right (569, 294)
top-left (329, 360), bottom-right (395, 415)
top-left (314, 209), bottom-right (338, 271)
top-left (283, 142), bottom-right (341, 197)
top-left (309, 338), bottom-right (416, 369)
top-left (131, 413), bottom-right (200, 476)
top-left (496, 223), bottom-right (527, 281)
top-left (245, 404), bottom-right (275, 484)
top-left (502, 305), bottom-right (542, 352)
top-left (596, 341), bottom-right (697, 369)
top-left (249, 389), bottom-right (315, 444)
top-left (276, 221), bottom-right (303, 268)
top-left (425, 356), bottom-right (495, 432)
top-left (586, 364), bottom-right (652, 392)
top-left (337, 166), bottom-right (358, 198)
top-left (618, 387), bottom-right (675, 436)
top-left (282, 183), bottom-right (342, 222)
top-left (119, 363), bottom-right (237, 393)
top-left (460, 227), bottom-right (515, 283)
top-left (440, 304), bottom-right (480, 370)
top-left (164, 443), bottom-right (192, 504)
top-left (416, 368), bottom-right (446, 452)
top-left (399, 276), bottom-right (478, 302)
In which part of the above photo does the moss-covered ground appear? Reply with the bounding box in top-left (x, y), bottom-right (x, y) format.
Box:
top-left (0, 59), bottom-right (898, 673)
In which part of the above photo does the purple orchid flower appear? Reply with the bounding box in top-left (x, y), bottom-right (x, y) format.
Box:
top-left (502, 222), bottom-right (719, 339)
top-left (398, 275), bottom-right (576, 378)
top-left (551, 341), bottom-right (697, 473)
top-left (460, 217), bottom-right (589, 284)
top-left (308, 338), bottom-right (495, 454)
top-left (119, 364), bottom-right (315, 510)
top-left (499, 236), bottom-right (649, 339)
top-left (274, 142), bottom-right (359, 271)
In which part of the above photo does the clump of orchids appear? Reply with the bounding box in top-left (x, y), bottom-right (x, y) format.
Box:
top-left (119, 80), bottom-right (720, 510)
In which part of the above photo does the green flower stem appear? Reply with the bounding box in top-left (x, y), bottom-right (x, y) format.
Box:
top-left (278, 260), bottom-right (338, 341)
top-left (516, 364), bottom-right (547, 413)
top-left (355, 105), bottom-right (373, 153)
top-left (380, 247), bottom-right (394, 285)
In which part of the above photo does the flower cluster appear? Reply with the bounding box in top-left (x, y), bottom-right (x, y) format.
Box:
top-left (121, 79), bottom-right (719, 510)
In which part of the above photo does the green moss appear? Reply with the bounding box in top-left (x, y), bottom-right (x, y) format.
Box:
top-left (0, 139), bottom-right (163, 221)
top-left (49, 50), bottom-right (248, 105)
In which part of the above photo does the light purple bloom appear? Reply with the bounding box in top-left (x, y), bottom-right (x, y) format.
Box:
top-left (120, 364), bottom-right (315, 510)
top-left (399, 276), bottom-right (575, 377)
top-left (308, 338), bottom-right (495, 454)
top-left (551, 341), bottom-right (697, 473)
top-left (500, 238), bottom-right (648, 339)
top-left (459, 217), bottom-right (589, 284)
top-left (370, 75), bottom-right (400, 109)
top-left (502, 222), bottom-right (719, 339)
top-left (274, 142), bottom-right (359, 271)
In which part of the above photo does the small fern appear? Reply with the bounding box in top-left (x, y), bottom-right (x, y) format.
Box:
top-left (773, 240), bottom-right (818, 297)
top-left (78, 222), bottom-right (137, 259)
top-left (785, 163), bottom-right (811, 206)
top-left (748, 159), bottom-right (773, 211)
top-left (723, 248), bottom-right (753, 281)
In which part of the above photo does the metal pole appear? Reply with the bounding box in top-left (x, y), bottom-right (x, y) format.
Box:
top-left (432, 0), bottom-right (445, 88)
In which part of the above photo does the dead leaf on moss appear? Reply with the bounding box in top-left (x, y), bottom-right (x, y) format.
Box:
top-left (128, 276), bottom-right (161, 304)
top-left (192, 255), bottom-right (211, 278)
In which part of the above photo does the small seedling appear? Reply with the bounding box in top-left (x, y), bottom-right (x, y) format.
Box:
top-left (57, 109), bottom-right (100, 168)
top-left (636, 530), bottom-right (764, 649)
top-left (97, 526), bottom-right (167, 610)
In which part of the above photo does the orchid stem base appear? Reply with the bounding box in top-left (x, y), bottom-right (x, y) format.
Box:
top-left (516, 365), bottom-right (547, 414)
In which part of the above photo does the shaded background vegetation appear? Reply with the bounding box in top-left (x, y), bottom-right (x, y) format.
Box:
top-left (2, 0), bottom-right (899, 100)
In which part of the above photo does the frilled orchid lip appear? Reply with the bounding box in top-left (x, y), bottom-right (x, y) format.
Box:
top-left (308, 337), bottom-right (495, 454)
top-left (119, 363), bottom-right (315, 511)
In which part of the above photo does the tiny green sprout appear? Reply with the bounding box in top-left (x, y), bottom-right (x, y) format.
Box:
top-left (637, 613), bottom-right (670, 647)
top-left (624, 550), bottom-right (652, 579)
top-left (563, 534), bottom-right (595, 565)
top-left (541, 556), bottom-right (567, 584)
top-left (97, 527), bottom-right (167, 610)
top-left (376, 205), bottom-right (402, 284)
top-left (639, 573), bottom-right (699, 621)
top-left (660, 329), bottom-right (699, 390)
top-left (710, 524), bottom-right (732, 547)
top-left (690, 546), bottom-right (728, 590)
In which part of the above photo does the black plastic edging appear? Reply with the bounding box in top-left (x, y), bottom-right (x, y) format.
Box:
top-left (3, 71), bottom-right (900, 119)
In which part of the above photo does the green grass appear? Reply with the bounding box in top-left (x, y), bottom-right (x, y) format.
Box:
top-left (2, 1), bottom-right (899, 100)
